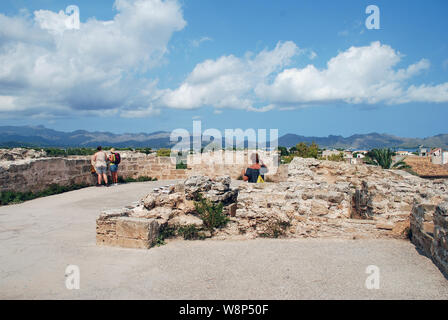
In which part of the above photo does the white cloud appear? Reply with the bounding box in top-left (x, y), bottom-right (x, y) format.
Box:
top-left (160, 41), bottom-right (300, 111)
top-left (0, 2), bottom-right (446, 121)
top-left (160, 41), bottom-right (448, 112)
top-left (191, 36), bottom-right (213, 48)
top-left (0, 0), bottom-right (186, 118)
top-left (256, 42), bottom-right (447, 105)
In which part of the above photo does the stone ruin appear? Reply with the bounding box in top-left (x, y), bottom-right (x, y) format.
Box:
top-left (97, 158), bottom-right (448, 241)
top-left (0, 148), bottom-right (47, 161)
top-left (96, 157), bottom-right (448, 275)
top-left (96, 176), bottom-right (239, 249)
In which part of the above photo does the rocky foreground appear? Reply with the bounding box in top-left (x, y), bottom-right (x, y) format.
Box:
top-left (97, 157), bottom-right (448, 246)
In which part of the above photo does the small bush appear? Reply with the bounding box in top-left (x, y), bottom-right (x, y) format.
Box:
top-left (156, 148), bottom-right (172, 157)
top-left (117, 176), bottom-right (157, 183)
top-left (178, 224), bottom-right (204, 240)
top-left (194, 194), bottom-right (229, 235)
top-left (176, 161), bottom-right (188, 170)
top-left (0, 183), bottom-right (89, 206)
top-left (260, 219), bottom-right (290, 238)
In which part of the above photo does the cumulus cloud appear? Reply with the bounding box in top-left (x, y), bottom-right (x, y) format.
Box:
top-left (159, 41), bottom-right (300, 111)
top-left (255, 42), bottom-right (447, 106)
top-left (0, 0), bottom-right (186, 118)
top-left (159, 41), bottom-right (448, 113)
top-left (0, 1), bottom-right (446, 120)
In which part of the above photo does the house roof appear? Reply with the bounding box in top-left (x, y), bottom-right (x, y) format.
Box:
top-left (404, 156), bottom-right (448, 178)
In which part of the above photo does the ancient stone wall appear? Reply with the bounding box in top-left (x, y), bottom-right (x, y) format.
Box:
top-left (411, 202), bottom-right (448, 276)
top-left (0, 150), bottom-right (287, 193)
top-left (186, 150), bottom-right (285, 181)
top-left (288, 157), bottom-right (447, 221)
top-left (0, 158), bottom-right (97, 193)
top-left (0, 153), bottom-right (186, 193)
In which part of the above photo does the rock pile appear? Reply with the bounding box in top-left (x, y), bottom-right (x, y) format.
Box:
top-left (0, 148), bottom-right (47, 161)
top-left (128, 176), bottom-right (237, 229)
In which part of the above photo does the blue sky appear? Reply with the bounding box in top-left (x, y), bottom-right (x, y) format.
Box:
top-left (0, 0), bottom-right (447, 138)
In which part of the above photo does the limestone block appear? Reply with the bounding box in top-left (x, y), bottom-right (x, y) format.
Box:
top-left (116, 217), bottom-right (160, 242)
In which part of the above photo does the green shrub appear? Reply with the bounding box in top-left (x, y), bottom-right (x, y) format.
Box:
top-left (176, 161), bottom-right (188, 170)
top-left (194, 194), bottom-right (229, 235)
top-left (177, 224), bottom-right (204, 240)
top-left (260, 219), bottom-right (290, 238)
top-left (0, 183), bottom-right (89, 206)
top-left (117, 176), bottom-right (157, 183)
top-left (156, 148), bottom-right (172, 157)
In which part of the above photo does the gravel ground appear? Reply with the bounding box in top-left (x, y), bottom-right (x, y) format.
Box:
top-left (0, 181), bottom-right (447, 300)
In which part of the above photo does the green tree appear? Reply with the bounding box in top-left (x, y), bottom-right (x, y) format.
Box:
top-left (278, 146), bottom-right (289, 156)
top-left (308, 142), bottom-right (319, 158)
top-left (366, 148), bottom-right (413, 170)
top-left (294, 141), bottom-right (319, 159)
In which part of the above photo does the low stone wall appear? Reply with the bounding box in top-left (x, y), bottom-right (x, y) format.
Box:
top-left (0, 150), bottom-right (287, 193)
top-left (0, 158), bottom-right (97, 193)
top-left (186, 150), bottom-right (285, 181)
top-left (0, 153), bottom-right (185, 193)
top-left (411, 202), bottom-right (448, 276)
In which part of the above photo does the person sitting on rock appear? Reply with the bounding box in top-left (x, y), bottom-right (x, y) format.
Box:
top-left (242, 153), bottom-right (268, 183)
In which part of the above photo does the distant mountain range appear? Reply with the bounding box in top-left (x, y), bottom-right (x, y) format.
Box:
top-left (0, 125), bottom-right (447, 150)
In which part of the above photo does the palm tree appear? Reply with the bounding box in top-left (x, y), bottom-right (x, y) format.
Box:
top-left (392, 160), bottom-right (411, 170)
top-left (366, 148), bottom-right (412, 170)
top-left (366, 148), bottom-right (394, 169)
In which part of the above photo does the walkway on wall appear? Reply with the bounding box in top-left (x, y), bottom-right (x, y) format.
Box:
top-left (0, 181), bottom-right (447, 299)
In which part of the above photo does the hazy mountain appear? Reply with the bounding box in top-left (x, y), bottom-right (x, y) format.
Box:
top-left (0, 126), bottom-right (447, 150)
top-left (278, 133), bottom-right (448, 149)
top-left (0, 125), bottom-right (172, 148)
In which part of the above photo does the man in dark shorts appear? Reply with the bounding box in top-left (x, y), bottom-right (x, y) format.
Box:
top-left (242, 153), bottom-right (268, 183)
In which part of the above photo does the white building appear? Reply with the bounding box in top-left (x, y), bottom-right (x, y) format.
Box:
top-left (431, 148), bottom-right (448, 165)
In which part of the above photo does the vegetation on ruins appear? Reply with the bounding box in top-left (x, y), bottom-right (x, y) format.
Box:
top-left (194, 194), bottom-right (229, 235)
top-left (154, 223), bottom-right (206, 245)
top-left (176, 161), bottom-right (188, 170)
top-left (156, 148), bottom-right (172, 157)
top-left (117, 176), bottom-right (157, 183)
top-left (177, 225), bottom-right (206, 240)
top-left (259, 219), bottom-right (290, 238)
